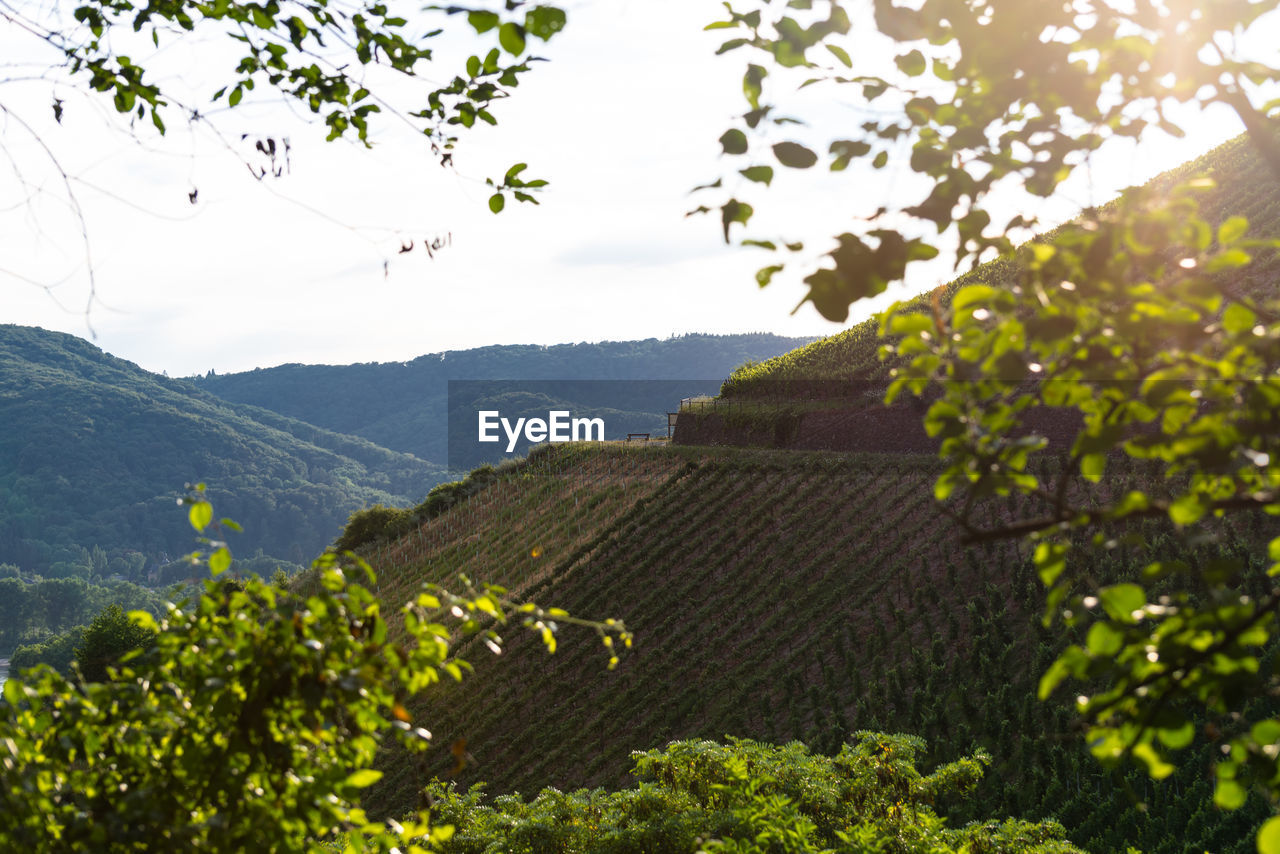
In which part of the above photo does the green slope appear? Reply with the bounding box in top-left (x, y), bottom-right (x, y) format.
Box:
top-left (719, 130), bottom-right (1280, 402)
top-left (194, 333), bottom-right (815, 462)
top-left (352, 443), bottom-right (1271, 853)
top-left (0, 325), bottom-right (443, 572)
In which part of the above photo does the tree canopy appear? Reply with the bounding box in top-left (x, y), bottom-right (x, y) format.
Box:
top-left (2, 0), bottom-right (568, 207)
top-left (0, 491), bottom-right (629, 850)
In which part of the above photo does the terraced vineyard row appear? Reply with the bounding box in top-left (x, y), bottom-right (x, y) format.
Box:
top-left (367, 443), bottom-right (1274, 852)
top-left (355, 445), bottom-right (688, 627)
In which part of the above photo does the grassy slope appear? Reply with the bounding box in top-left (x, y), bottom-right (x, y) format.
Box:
top-left (0, 325), bottom-right (443, 565)
top-left (720, 129), bottom-right (1280, 400)
top-left (363, 443), bottom-right (1270, 853)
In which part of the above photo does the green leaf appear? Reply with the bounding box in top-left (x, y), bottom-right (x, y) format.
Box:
top-left (467, 10), bottom-right (499, 33)
top-left (740, 165), bottom-right (774, 185)
top-left (1258, 816), bottom-right (1280, 853)
top-left (3, 675), bottom-right (23, 706)
top-left (1157, 720), bottom-right (1194, 749)
top-left (952, 284), bottom-right (1001, 312)
top-left (1080, 453), bottom-right (1105, 483)
top-left (1098, 583), bottom-right (1145, 623)
top-left (1038, 656), bottom-right (1071, 700)
top-left (743, 64), bottom-right (767, 109)
top-left (345, 769), bottom-right (383, 789)
top-left (525, 6), bottom-right (567, 41)
top-left (829, 139), bottom-right (871, 171)
top-left (498, 22), bottom-right (526, 55)
top-left (1206, 248), bottom-right (1252, 273)
top-left (720, 199), bottom-right (753, 242)
top-left (1215, 777), bottom-right (1247, 810)
top-left (772, 141), bottom-right (817, 168)
top-left (209, 547), bottom-right (232, 577)
top-left (1086, 622), bottom-right (1123, 657)
top-left (756, 264), bottom-right (785, 288)
top-left (720, 129), bottom-right (748, 155)
top-left (1218, 215), bottom-right (1248, 246)
top-left (895, 49), bottom-right (926, 76)
top-left (128, 610), bottom-right (159, 633)
top-left (188, 500), bottom-right (213, 532)
top-left (1169, 494), bottom-right (1206, 526)
top-left (826, 44), bottom-right (852, 68)
top-left (1223, 303), bottom-right (1257, 334)
top-left (1133, 743), bottom-right (1175, 780)
top-left (488, 194), bottom-right (505, 214)
top-left (1034, 542), bottom-right (1068, 587)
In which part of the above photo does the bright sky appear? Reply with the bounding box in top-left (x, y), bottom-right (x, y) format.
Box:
top-left (0, 0), bottom-right (1263, 376)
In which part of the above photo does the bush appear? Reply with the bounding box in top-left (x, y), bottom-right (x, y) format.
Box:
top-left (332, 504), bottom-right (414, 552)
top-left (9, 627), bottom-right (86, 677)
top-left (430, 734), bottom-right (1082, 853)
top-left (74, 604), bottom-right (157, 683)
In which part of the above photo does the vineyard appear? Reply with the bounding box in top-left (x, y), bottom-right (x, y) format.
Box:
top-left (359, 441), bottom-right (1273, 853)
top-left (718, 128), bottom-right (1280, 406)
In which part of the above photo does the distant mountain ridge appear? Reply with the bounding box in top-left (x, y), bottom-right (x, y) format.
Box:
top-left (0, 325), bottom-right (443, 573)
top-left (193, 334), bottom-right (816, 463)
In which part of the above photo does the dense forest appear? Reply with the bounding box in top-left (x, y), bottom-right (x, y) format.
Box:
top-left (0, 324), bottom-right (443, 577)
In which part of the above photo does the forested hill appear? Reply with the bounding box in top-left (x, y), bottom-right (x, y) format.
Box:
top-left (194, 333), bottom-right (813, 462)
top-left (0, 325), bottom-right (443, 573)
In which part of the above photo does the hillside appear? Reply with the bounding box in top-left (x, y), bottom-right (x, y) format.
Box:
top-left (341, 443), bottom-right (1271, 853)
top-left (193, 334), bottom-right (814, 463)
top-left (716, 130), bottom-right (1280, 407)
top-left (0, 325), bottom-right (443, 573)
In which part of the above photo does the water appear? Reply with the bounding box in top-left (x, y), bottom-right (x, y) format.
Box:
top-left (0, 658), bottom-right (8, 692)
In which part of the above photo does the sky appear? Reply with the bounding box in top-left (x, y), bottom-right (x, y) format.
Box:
top-left (0, 0), bottom-right (1266, 377)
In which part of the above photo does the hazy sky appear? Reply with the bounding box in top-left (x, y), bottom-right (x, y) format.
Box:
top-left (0, 0), bottom-right (1262, 376)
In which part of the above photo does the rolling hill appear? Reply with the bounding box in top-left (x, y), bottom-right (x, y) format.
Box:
top-left (0, 325), bottom-right (444, 573)
top-left (193, 334), bottom-right (815, 464)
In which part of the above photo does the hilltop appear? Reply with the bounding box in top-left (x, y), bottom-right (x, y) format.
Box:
top-left (193, 333), bottom-right (815, 463)
top-left (715, 130), bottom-right (1280, 410)
top-left (0, 325), bottom-right (443, 574)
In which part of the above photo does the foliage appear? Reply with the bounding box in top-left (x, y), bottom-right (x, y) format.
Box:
top-left (0, 494), bottom-right (629, 851)
top-left (429, 734), bottom-right (1080, 853)
top-left (336, 504), bottom-right (417, 553)
top-left (6, 0), bottom-right (573, 207)
top-left (696, 1), bottom-right (1280, 849)
top-left (0, 573), bottom-right (165, 657)
top-left (9, 626), bottom-right (86, 676)
top-left (74, 603), bottom-right (157, 683)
